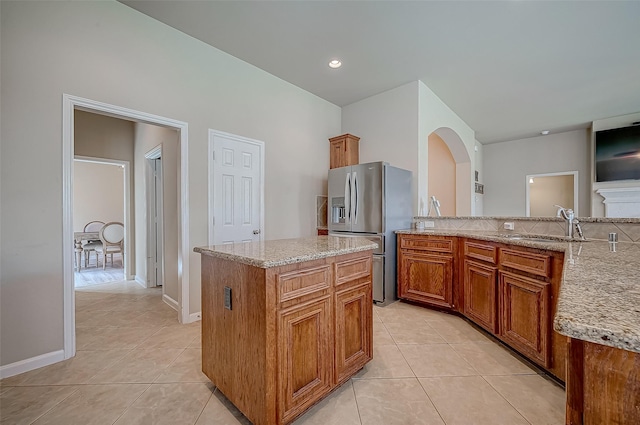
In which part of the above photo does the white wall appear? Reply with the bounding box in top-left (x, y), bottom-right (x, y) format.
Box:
top-left (133, 123), bottom-right (180, 304)
top-left (419, 82), bottom-right (478, 216)
top-left (483, 129), bottom-right (590, 217)
top-left (0, 1), bottom-right (340, 369)
top-left (341, 81), bottom-right (420, 204)
top-left (73, 161), bottom-right (125, 232)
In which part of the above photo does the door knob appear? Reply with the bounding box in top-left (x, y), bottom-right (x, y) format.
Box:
top-left (253, 229), bottom-right (261, 235)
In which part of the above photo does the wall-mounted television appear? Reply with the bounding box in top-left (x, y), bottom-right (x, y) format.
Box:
top-left (595, 125), bottom-right (640, 182)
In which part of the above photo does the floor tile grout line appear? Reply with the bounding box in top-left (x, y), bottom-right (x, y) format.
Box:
top-left (415, 377), bottom-right (448, 425)
top-left (480, 375), bottom-right (534, 425)
top-left (25, 385), bottom-right (81, 425)
top-left (348, 380), bottom-right (364, 425)
top-left (105, 382), bottom-right (153, 425)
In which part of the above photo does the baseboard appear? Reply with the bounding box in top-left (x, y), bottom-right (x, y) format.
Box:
top-left (188, 312), bottom-right (202, 323)
top-left (162, 294), bottom-right (179, 311)
top-left (134, 275), bottom-right (146, 287)
top-left (0, 349), bottom-right (65, 379)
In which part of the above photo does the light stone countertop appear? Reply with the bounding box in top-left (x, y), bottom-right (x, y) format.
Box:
top-left (413, 216), bottom-right (640, 223)
top-left (395, 229), bottom-right (640, 353)
top-left (193, 235), bottom-right (378, 268)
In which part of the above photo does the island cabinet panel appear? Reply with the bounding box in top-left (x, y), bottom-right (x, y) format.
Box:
top-left (398, 251), bottom-right (454, 308)
top-left (334, 283), bottom-right (373, 384)
top-left (463, 260), bottom-right (498, 333)
top-left (278, 296), bottom-right (333, 424)
top-left (499, 271), bottom-right (551, 367)
top-left (566, 338), bottom-right (640, 425)
top-left (200, 249), bottom-right (373, 425)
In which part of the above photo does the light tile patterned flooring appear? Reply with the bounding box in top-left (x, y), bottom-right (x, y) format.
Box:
top-left (0, 281), bottom-right (566, 425)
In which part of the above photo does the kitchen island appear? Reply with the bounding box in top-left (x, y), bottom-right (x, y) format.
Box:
top-left (194, 236), bottom-right (377, 425)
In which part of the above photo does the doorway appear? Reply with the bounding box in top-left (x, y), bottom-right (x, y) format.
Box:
top-left (526, 171), bottom-right (579, 217)
top-left (62, 94), bottom-right (190, 361)
top-left (73, 157), bottom-right (129, 286)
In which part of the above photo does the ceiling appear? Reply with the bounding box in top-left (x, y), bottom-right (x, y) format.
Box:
top-left (121, 1), bottom-right (640, 144)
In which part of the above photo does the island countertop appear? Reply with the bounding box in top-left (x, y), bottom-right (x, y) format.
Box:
top-left (193, 235), bottom-right (378, 268)
top-left (396, 229), bottom-right (640, 354)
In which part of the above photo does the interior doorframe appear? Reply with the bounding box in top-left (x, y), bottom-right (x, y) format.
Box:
top-left (525, 170), bottom-right (579, 217)
top-left (62, 94), bottom-right (191, 361)
top-left (144, 145), bottom-right (165, 291)
top-left (73, 156), bottom-right (132, 278)
top-left (207, 129), bottom-right (265, 245)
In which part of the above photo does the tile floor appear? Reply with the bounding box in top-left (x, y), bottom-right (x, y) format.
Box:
top-left (0, 281), bottom-right (566, 425)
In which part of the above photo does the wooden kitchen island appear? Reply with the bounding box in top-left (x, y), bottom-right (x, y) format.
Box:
top-left (194, 236), bottom-right (377, 425)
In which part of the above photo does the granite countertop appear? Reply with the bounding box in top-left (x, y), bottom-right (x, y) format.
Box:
top-left (396, 229), bottom-right (640, 354)
top-left (413, 215), bottom-right (640, 223)
top-left (193, 235), bottom-right (378, 268)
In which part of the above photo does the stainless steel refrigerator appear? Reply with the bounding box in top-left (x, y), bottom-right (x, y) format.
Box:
top-left (328, 161), bottom-right (413, 305)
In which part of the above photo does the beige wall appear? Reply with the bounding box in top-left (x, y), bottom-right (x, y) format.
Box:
top-left (483, 129), bottom-right (590, 217)
top-left (1, 0), bottom-right (340, 368)
top-left (73, 161), bottom-right (125, 231)
top-left (529, 175), bottom-right (574, 217)
top-left (134, 123), bottom-right (180, 304)
top-left (428, 133), bottom-right (456, 216)
top-left (75, 110), bottom-right (135, 162)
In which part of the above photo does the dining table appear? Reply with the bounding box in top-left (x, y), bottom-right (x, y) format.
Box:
top-left (73, 231), bottom-right (100, 270)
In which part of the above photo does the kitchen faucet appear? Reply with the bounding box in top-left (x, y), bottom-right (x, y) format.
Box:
top-left (554, 205), bottom-right (585, 240)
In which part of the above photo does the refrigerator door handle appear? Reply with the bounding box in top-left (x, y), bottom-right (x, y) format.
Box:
top-left (344, 172), bottom-right (351, 222)
top-left (352, 171), bottom-right (358, 224)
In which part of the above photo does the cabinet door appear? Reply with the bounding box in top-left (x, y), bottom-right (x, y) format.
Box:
top-left (463, 260), bottom-right (498, 333)
top-left (499, 271), bottom-right (551, 367)
top-left (278, 296), bottom-right (333, 424)
top-left (329, 140), bottom-right (346, 169)
top-left (335, 283), bottom-right (373, 384)
top-left (398, 251), bottom-right (453, 308)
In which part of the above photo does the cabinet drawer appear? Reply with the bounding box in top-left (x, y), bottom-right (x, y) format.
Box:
top-left (500, 248), bottom-right (551, 278)
top-left (464, 241), bottom-right (497, 264)
top-left (277, 265), bottom-right (331, 303)
top-left (399, 235), bottom-right (453, 253)
top-left (335, 256), bottom-right (372, 286)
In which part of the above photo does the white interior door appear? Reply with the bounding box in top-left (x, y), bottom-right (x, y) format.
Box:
top-left (145, 148), bottom-right (164, 288)
top-left (209, 130), bottom-right (264, 245)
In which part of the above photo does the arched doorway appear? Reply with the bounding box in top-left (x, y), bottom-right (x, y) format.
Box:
top-left (427, 127), bottom-right (472, 216)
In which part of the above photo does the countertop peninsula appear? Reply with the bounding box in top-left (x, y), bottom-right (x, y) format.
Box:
top-left (193, 235), bottom-right (378, 268)
top-left (396, 229), bottom-right (640, 354)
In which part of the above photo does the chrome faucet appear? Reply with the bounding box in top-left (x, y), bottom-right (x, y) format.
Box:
top-left (555, 205), bottom-right (585, 240)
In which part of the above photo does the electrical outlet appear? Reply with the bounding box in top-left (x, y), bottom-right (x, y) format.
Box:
top-left (503, 222), bottom-right (514, 230)
top-left (424, 221), bottom-right (435, 228)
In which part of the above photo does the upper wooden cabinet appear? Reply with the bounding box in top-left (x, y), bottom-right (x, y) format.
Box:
top-left (329, 134), bottom-right (360, 169)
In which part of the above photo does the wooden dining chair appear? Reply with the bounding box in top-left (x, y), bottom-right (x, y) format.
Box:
top-left (82, 221), bottom-right (104, 267)
top-left (95, 222), bottom-right (124, 270)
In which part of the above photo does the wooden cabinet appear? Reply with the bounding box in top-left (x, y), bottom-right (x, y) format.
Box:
top-left (463, 260), bottom-right (498, 333)
top-left (399, 234), bottom-right (566, 381)
top-left (200, 250), bottom-right (373, 425)
top-left (397, 235), bottom-right (455, 309)
top-left (566, 338), bottom-right (640, 425)
top-left (499, 271), bottom-right (550, 367)
top-left (329, 134), bottom-right (359, 169)
top-left (278, 296), bottom-right (333, 424)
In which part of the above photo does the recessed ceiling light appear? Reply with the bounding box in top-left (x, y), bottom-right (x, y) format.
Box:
top-left (541, 130), bottom-right (550, 135)
top-left (328, 59), bottom-right (342, 69)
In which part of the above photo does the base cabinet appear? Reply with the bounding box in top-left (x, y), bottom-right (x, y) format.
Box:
top-left (463, 260), bottom-right (498, 333)
top-left (278, 296), bottom-right (333, 424)
top-left (398, 234), bottom-right (565, 381)
top-left (499, 271), bottom-right (550, 367)
top-left (398, 235), bottom-right (455, 309)
top-left (334, 283), bottom-right (373, 384)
